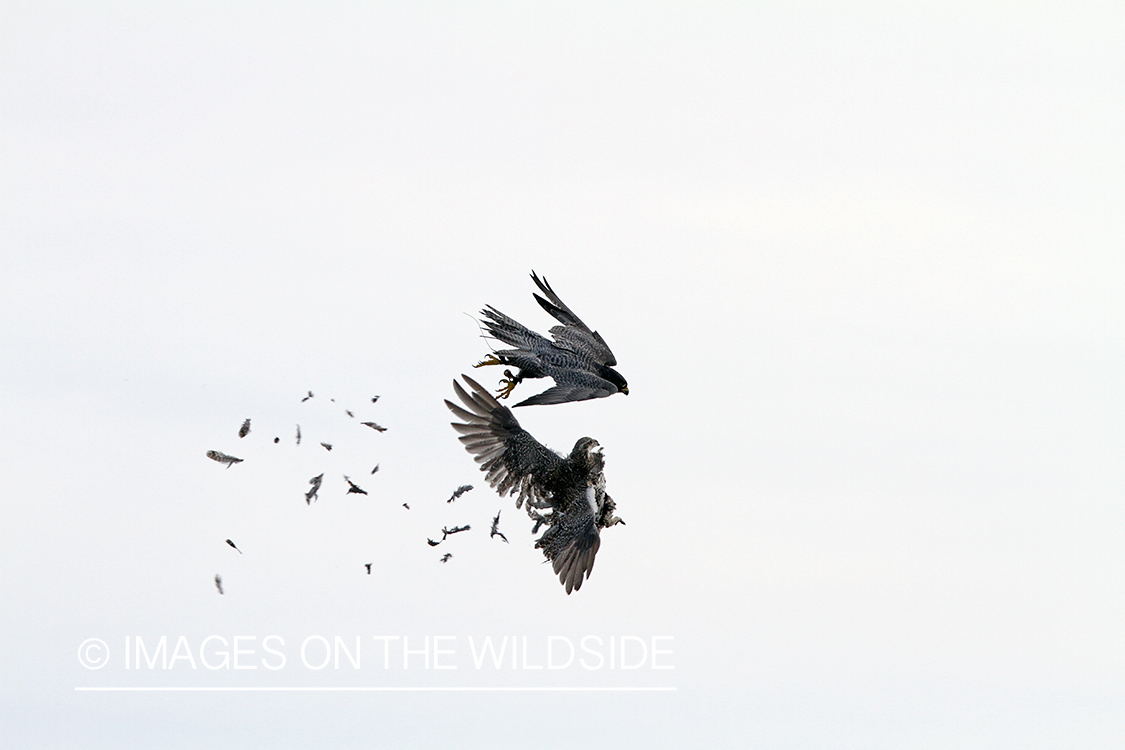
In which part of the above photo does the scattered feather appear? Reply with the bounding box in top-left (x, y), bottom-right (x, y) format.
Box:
top-left (490, 511), bottom-right (509, 543)
top-left (447, 484), bottom-right (474, 503)
top-left (306, 473), bottom-right (323, 504)
top-left (206, 450), bottom-right (243, 467)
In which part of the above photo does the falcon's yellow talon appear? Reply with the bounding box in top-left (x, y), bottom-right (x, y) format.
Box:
top-left (474, 354), bottom-right (503, 368)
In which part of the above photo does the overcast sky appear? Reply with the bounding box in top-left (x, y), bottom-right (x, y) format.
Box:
top-left (2, 3), bottom-right (1123, 748)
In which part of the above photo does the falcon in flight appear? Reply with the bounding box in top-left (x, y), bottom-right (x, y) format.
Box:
top-left (474, 272), bottom-right (629, 406)
top-left (445, 374), bottom-right (624, 594)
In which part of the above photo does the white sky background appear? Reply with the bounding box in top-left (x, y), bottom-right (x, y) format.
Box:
top-left (1, 2), bottom-right (1123, 747)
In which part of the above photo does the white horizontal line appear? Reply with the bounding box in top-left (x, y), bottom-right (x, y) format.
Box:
top-left (76, 686), bottom-right (676, 692)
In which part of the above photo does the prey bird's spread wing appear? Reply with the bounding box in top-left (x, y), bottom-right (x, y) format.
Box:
top-left (445, 375), bottom-right (563, 511)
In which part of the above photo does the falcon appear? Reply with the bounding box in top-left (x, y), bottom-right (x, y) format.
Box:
top-left (445, 374), bottom-right (624, 594)
top-left (474, 272), bottom-right (629, 406)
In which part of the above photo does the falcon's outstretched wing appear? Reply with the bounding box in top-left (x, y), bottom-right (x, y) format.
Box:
top-left (513, 379), bottom-right (620, 407)
top-left (445, 374), bottom-right (563, 511)
top-left (530, 271), bottom-right (617, 367)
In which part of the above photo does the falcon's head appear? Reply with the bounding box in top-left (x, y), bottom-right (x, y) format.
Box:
top-left (597, 365), bottom-right (629, 396)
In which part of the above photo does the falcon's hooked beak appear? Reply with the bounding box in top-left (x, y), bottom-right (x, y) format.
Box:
top-left (621, 385), bottom-right (629, 395)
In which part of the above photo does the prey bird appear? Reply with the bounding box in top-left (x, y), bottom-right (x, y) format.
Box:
top-left (474, 272), bottom-right (628, 406)
top-left (445, 374), bottom-right (624, 594)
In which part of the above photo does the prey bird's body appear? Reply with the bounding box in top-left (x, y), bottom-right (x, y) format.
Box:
top-left (445, 374), bottom-right (623, 594)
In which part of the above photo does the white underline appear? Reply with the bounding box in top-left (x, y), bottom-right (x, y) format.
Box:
top-left (75, 686), bottom-right (675, 692)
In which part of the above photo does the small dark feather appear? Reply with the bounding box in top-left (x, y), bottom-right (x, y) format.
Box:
top-left (427, 538), bottom-right (441, 547)
top-left (365, 563), bottom-right (372, 575)
top-left (206, 450), bottom-right (243, 467)
top-left (361, 422), bottom-right (387, 432)
top-left (447, 484), bottom-right (474, 503)
top-left (441, 524), bottom-right (471, 539)
top-left (226, 539), bottom-right (242, 554)
top-left (490, 511), bottom-right (509, 543)
top-left (306, 473), bottom-right (323, 504)
top-left (238, 418), bottom-right (250, 438)
top-left (214, 574), bottom-right (224, 595)
top-left (302, 391), bottom-right (314, 402)
top-left (344, 475), bottom-right (368, 495)
top-left (440, 553), bottom-right (453, 563)
top-left (320, 442), bottom-right (333, 451)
